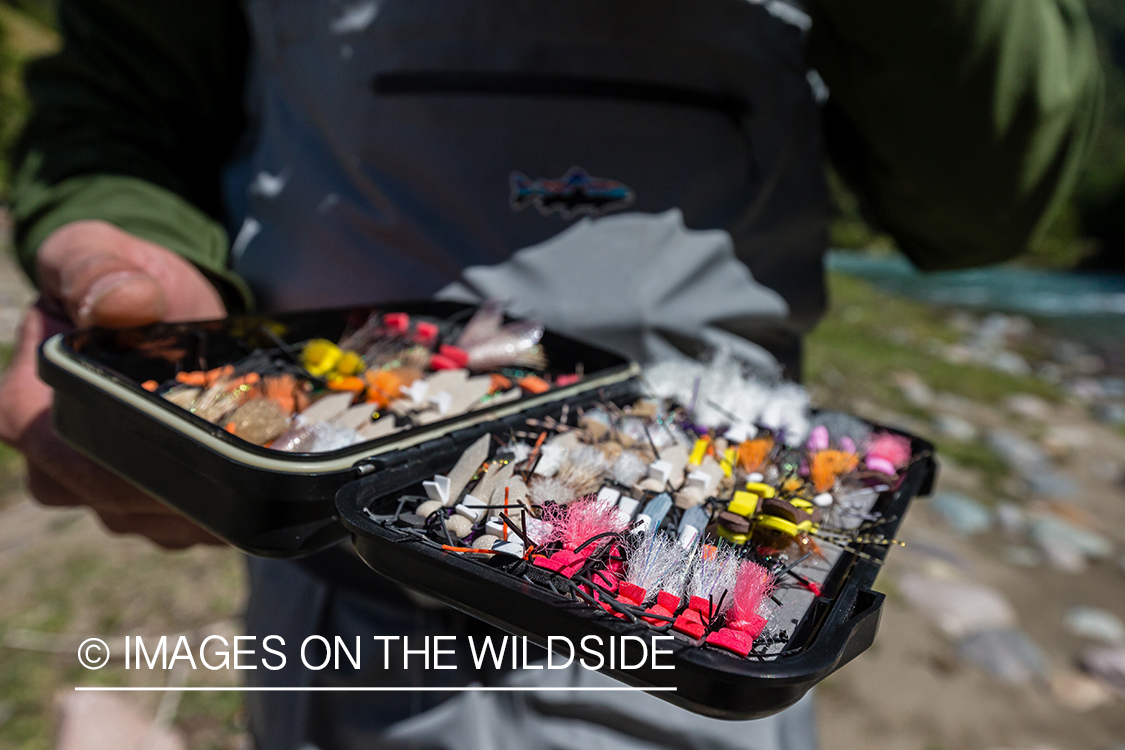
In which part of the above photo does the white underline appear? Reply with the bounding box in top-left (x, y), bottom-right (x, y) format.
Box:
top-left (75, 686), bottom-right (677, 693)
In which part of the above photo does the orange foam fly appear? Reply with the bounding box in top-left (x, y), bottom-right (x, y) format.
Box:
top-left (737, 436), bottom-right (774, 474)
top-left (262, 373), bottom-right (310, 415)
top-left (808, 450), bottom-right (859, 493)
top-left (364, 367), bottom-right (422, 408)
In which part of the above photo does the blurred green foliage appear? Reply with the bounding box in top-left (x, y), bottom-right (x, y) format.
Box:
top-left (1082, 0), bottom-right (1125, 201)
top-left (0, 1), bottom-right (56, 200)
top-left (831, 4), bottom-right (1125, 270)
top-left (826, 167), bottom-right (897, 253)
top-left (1076, 0), bottom-right (1125, 268)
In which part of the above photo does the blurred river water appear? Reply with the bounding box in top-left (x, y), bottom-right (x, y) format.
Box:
top-left (826, 251), bottom-right (1125, 360)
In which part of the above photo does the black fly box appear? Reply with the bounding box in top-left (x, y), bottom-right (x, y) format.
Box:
top-left (38, 302), bottom-right (637, 556)
top-left (335, 401), bottom-right (935, 719)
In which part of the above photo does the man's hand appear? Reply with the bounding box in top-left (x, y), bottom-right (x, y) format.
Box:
top-left (0, 220), bottom-right (227, 548)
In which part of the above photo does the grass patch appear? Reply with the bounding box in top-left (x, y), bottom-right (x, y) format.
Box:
top-left (0, 344), bottom-right (21, 504)
top-left (0, 649), bottom-right (53, 750)
top-left (0, 3), bottom-right (58, 197)
top-left (932, 439), bottom-right (1010, 499)
top-left (0, 443), bottom-right (24, 495)
top-left (176, 690), bottom-right (245, 750)
top-left (807, 273), bottom-right (1059, 407)
top-left (0, 521), bottom-right (248, 747)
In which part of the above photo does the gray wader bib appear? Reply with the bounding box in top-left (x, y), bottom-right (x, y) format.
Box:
top-left (229, 0), bottom-right (826, 747)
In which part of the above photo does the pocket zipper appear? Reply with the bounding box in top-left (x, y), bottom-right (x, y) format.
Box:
top-left (372, 71), bottom-right (752, 121)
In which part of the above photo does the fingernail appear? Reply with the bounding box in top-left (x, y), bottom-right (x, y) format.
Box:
top-left (77, 271), bottom-right (149, 325)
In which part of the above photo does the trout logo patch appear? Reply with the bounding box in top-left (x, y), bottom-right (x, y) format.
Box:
top-left (510, 167), bottom-right (634, 219)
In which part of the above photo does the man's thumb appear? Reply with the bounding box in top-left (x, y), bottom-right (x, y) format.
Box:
top-left (75, 265), bottom-right (168, 328)
top-left (36, 222), bottom-right (173, 328)
top-left (37, 220), bottom-right (226, 327)
top-left (49, 253), bottom-right (168, 328)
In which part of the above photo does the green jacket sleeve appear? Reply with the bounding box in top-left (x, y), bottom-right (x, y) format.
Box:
top-left (9, 0), bottom-right (253, 310)
top-left (808, 0), bottom-right (1104, 270)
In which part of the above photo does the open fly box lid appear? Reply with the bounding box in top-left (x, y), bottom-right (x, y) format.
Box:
top-left (38, 301), bottom-right (639, 557)
top-left (337, 409), bottom-right (936, 720)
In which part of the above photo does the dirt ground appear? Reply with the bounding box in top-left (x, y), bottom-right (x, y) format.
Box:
top-left (813, 340), bottom-right (1125, 750)
top-left (0, 495), bottom-right (248, 748)
top-left (817, 479), bottom-right (1125, 750)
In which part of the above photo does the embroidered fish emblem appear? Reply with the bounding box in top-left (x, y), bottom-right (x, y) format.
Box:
top-left (510, 167), bottom-right (635, 219)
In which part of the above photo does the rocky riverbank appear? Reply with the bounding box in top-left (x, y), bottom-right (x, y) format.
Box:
top-left (810, 274), bottom-right (1125, 750)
